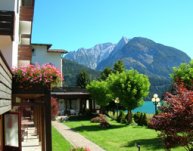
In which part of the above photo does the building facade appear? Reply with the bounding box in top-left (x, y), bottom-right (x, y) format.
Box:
top-left (31, 44), bottom-right (67, 77)
top-left (1, 0), bottom-right (68, 150)
top-left (0, 0), bottom-right (40, 151)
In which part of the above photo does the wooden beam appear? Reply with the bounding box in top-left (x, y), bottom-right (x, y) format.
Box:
top-left (44, 93), bottom-right (51, 151)
top-left (18, 45), bottom-right (32, 61)
top-left (20, 6), bottom-right (34, 21)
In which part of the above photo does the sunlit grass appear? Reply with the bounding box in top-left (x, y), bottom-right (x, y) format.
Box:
top-left (52, 127), bottom-right (72, 151)
top-left (64, 119), bottom-right (185, 151)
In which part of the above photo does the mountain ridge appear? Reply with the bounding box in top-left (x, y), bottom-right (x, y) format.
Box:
top-left (65, 42), bottom-right (115, 69)
top-left (64, 36), bottom-right (191, 97)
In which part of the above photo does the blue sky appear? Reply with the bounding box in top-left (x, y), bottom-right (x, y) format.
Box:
top-left (32, 0), bottom-right (193, 58)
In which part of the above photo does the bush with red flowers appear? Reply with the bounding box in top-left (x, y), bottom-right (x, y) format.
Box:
top-left (12, 64), bottom-right (63, 88)
top-left (51, 97), bottom-right (59, 119)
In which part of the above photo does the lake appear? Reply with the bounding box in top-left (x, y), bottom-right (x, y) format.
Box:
top-left (132, 101), bottom-right (155, 114)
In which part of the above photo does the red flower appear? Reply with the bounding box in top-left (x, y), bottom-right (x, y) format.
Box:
top-left (12, 64), bottom-right (63, 87)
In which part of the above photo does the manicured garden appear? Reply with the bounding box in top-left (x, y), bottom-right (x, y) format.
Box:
top-left (51, 60), bottom-right (193, 151)
top-left (52, 127), bottom-right (72, 151)
top-left (64, 119), bottom-right (184, 151)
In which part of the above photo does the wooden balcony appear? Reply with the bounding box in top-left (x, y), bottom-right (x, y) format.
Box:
top-left (0, 11), bottom-right (14, 39)
top-left (20, 6), bottom-right (34, 21)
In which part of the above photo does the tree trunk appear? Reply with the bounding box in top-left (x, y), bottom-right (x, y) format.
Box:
top-left (127, 109), bottom-right (132, 124)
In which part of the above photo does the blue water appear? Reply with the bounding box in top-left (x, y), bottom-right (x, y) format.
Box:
top-left (132, 101), bottom-right (155, 114)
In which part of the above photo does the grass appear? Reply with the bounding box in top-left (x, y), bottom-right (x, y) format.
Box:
top-left (52, 127), bottom-right (72, 151)
top-left (64, 118), bottom-right (185, 151)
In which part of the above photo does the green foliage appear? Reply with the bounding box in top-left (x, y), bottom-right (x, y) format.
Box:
top-left (99, 67), bottom-right (113, 80)
top-left (76, 70), bottom-right (90, 88)
top-left (133, 112), bottom-right (148, 126)
top-left (141, 113), bottom-right (148, 126)
top-left (63, 59), bottom-right (100, 86)
top-left (113, 60), bottom-right (125, 73)
top-left (172, 60), bottom-right (193, 89)
top-left (86, 80), bottom-right (113, 106)
top-left (117, 110), bottom-right (128, 124)
top-left (99, 60), bottom-right (125, 80)
top-left (107, 69), bottom-right (150, 123)
top-left (107, 70), bottom-right (150, 110)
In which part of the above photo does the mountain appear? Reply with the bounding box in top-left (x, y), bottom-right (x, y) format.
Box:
top-left (97, 37), bottom-right (191, 98)
top-left (62, 59), bottom-right (100, 86)
top-left (64, 43), bottom-right (115, 69)
top-left (113, 36), bottom-right (129, 51)
top-left (63, 37), bottom-right (191, 98)
top-left (97, 37), bottom-right (190, 78)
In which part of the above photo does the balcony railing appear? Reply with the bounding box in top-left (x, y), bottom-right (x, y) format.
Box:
top-left (0, 11), bottom-right (14, 39)
top-left (20, 6), bottom-right (34, 21)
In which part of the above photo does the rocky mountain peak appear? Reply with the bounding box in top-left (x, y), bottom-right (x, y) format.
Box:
top-left (64, 42), bottom-right (115, 69)
top-left (114, 36), bottom-right (129, 50)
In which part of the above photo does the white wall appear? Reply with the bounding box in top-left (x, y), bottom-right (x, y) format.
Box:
top-left (32, 45), bottom-right (63, 72)
top-left (13, 0), bottom-right (20, 67)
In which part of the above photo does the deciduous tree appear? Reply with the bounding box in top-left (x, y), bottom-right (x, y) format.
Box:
top-left (86, 80), bottom-right (113, 107)
top-left (150, 83), bottom-right (193, 151)
top-left (172, 60), bottom-right (193, 90)
top-left (107, 70), bottom-right (150, 123)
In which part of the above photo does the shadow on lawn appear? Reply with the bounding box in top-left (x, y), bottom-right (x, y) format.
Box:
top-left (71, 124), bottom-right (126, 132)
top-left (125, 137), bottom-right (164, 150)
top-left (68, 115), bottom-right (94, 121)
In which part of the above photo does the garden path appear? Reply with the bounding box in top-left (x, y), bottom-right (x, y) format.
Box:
top-left (52, 121), bottom-right (105, 151)
top-left (22, 126), bottom-right (41, 151)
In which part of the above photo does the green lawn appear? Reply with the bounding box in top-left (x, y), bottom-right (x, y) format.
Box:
top-left (64, 119), bottom-right (185, 151)
top-left (52, 127), bottom-right (72, 151)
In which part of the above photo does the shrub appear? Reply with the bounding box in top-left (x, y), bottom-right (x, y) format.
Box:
top-left (133, 112), bottom-right (148, 126)
top-left (133, 112), bottom-right (141, 124)
top-left (141, 113), bottom-right (148, 126)
top-left (51, 97), bottom-right (59, 120)
top-left (99, 118), bottom-right (110, 128)
top-left (90, 114), bottom-right (110, 128)
top-left (91, 114), bottom-right (106, 122)
top-left (90, 114), bottom-right (106, 123)
top-left (71, 147), bottom-right (90, 151)
top-left (117, 110), bottom-right (128, 124)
